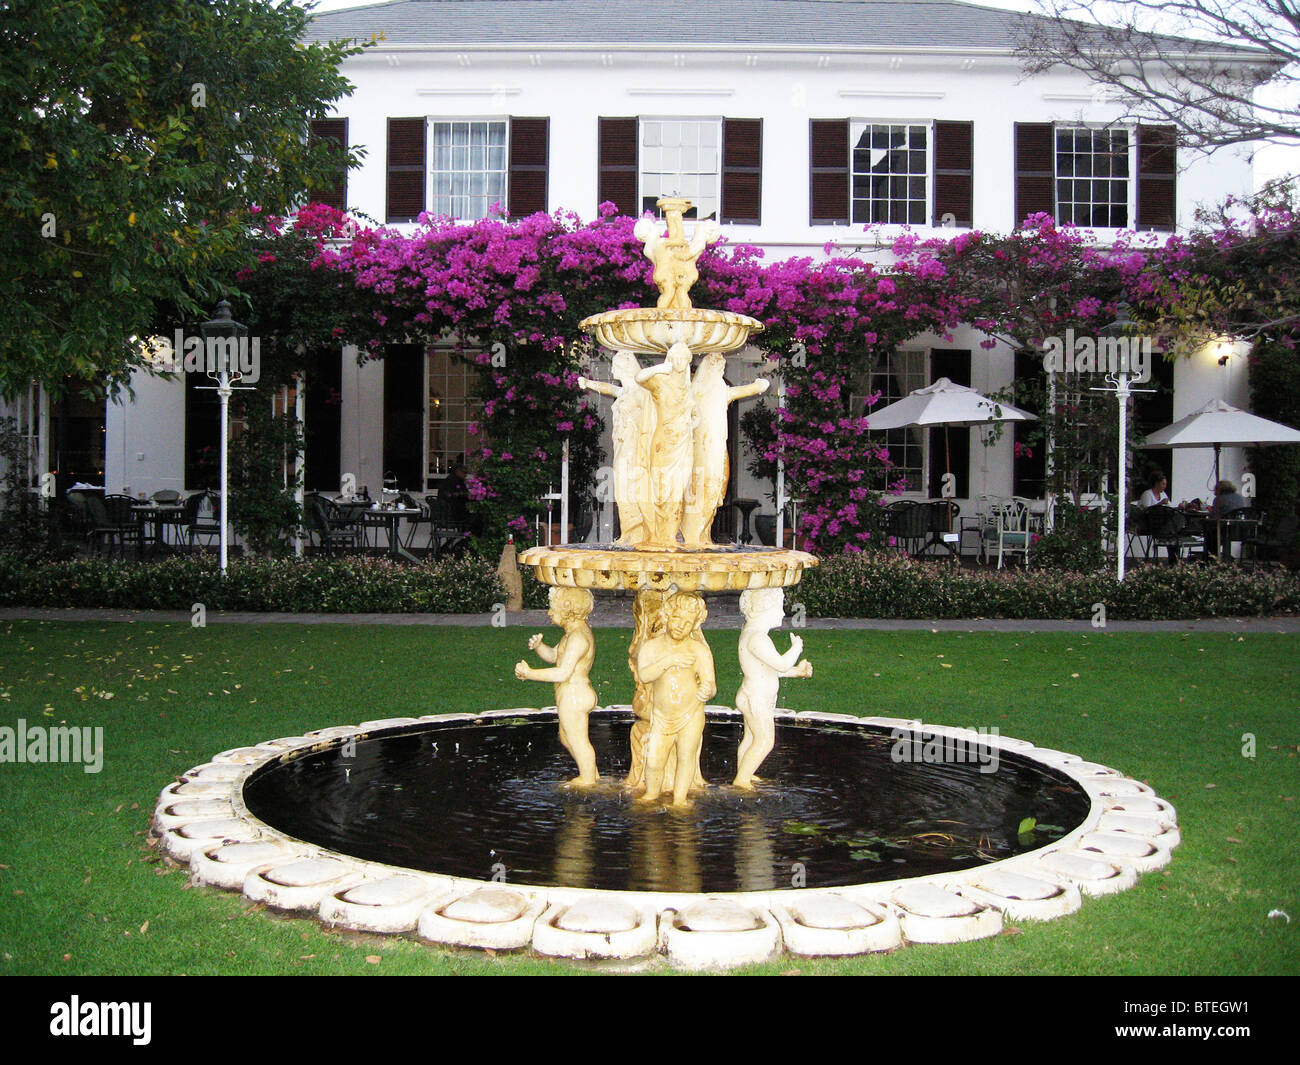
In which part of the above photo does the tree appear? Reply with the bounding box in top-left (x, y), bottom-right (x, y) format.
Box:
top-left (1016, 1), bottom-right (1297, 154)
top-left (0, 0), bottom-right (366, 397)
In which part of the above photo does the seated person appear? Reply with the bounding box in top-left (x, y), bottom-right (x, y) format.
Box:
top-left (1139, 472), bottom-right (1170, 509)
top-left (1210, 480), bottom-right (1248, 517)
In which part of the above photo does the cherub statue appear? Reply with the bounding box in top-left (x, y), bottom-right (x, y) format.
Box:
top-left (635, 341), bottom-right (695, 547)
top-left (681, 352), bottom-right (770, 547)
top-left (733, 588), bottom-right (812, 789)
top-left (578, 351), bottom-right (654, 545)
top-left (633, 198), bottom-right (721, 312)
top-left (635, 591), bottom-right (716, 807)
top-left (515, 586), bottom-right (599, 786)
top-left (626, 588), bottom-right (705, 792)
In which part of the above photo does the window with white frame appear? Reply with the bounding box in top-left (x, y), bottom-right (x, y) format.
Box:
top-left (426, 349), bottom-right (483, 486)
top-left (428, 119), bottom-right (508, 221)
top-left (853, 349), bottom-right (927, 492)
top-left (850, 122), bottom-right (929, 226)
top-left (639, 118), bottom-right (722, 219)
top-left (1055, 127), bottom-right (1130, 228)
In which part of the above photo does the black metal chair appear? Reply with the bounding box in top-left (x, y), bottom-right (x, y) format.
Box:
top-left (304, 495), bottom-right (361, 556)
top-left (182, 491), bottom-right (221, 554)
top-left (1145, 505), bottom-right (1202, 563)
top-left (85, 494), bottom-right (142, 558)
top-left (426, 493), bottom-right (472, 558)
top-left (885, 500), bottom-right (927, 555)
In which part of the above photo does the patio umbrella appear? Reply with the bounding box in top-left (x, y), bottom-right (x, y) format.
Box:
top-left (1142, 399), bottom-right (1300, 556)
top-left (867, 378), bottom-right (1037, 535)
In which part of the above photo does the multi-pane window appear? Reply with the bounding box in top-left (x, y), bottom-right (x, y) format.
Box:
top-left (1055, 127), bottom-right (1130, 228)
top-left (850, 123), bottom-right (929, 225)
top-left (639, 118), bottom-right (722, 219)
top-left (854, 349), bottom-right (927, 492)
top-left (428, 120), bottom-right (508, 220)
top-left (426, 349), bottom-right (483, 485)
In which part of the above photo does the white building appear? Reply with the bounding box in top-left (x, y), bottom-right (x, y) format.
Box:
top-left (8, 0), bottom-right (1278, 535)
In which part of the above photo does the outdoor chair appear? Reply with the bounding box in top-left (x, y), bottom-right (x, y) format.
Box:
top-left (304, 494), bottom-right (361, 556)
top-left (1145, 505), bottom-right (1203, 564)
top-left (426, 493), bottom-right (472, 558)
top-left (85, 494), bottom-right (142, 558)
top-left (182, 491), bottom-right (221, 553)
top-left (884, 500), bottom-right (927, 555)
top-left (981, 497), bottom-right (1032, 569)
top-left (1126, 506), bottom-right (1153, 562)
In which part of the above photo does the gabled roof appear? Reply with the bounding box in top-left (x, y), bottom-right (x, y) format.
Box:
top-left (302, 0), bottom-right (1270, 57)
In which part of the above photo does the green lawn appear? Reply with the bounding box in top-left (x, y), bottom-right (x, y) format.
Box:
top-left (0, 620), bottom-right (1295, 975)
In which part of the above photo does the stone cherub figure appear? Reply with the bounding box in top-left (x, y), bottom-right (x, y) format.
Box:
top-left (635, 591), bottom-right (716, 807)
top-left (633, 198), bottom-right (721, 312)
top-left (733, 587), bottom-right (812, 789)
top-left (681, 352), bottom-right (770, 547)
top-left (577, 351), bottom-right (654, 545)
top-left (635, 341), bottom-right (695, 547)
top-left (515, 586), bottom-right (599, 787)
top-left (626, 588), bottom-right (706, 793)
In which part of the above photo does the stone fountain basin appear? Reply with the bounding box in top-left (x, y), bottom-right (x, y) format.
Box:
top-left (579, 308), bottom-right (764, 355)
top-left (518, 544), bottom-right (817, 592)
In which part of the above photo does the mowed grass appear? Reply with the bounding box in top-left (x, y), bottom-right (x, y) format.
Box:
top-left (0, 619), bottom-right (1295, 976)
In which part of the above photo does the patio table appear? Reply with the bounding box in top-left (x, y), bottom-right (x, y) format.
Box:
top-left (358, 506), bottom-right (423, 562)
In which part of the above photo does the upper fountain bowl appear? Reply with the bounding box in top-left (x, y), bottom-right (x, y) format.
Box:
top-left (580, 308), bottom-right (764, 355)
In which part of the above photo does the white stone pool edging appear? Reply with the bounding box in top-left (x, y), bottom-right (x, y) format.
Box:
top-left (150, 708), bottom-right (1178, 970)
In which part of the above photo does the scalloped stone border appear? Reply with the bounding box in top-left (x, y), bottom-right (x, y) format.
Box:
top-left (151, 708), bottom-right (1178, 970)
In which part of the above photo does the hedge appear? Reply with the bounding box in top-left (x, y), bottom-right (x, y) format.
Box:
top-left (0, 554), bottom-right (504, 615)
top-left (2, 551), bottom-right (1297, 620)
top-left (797, 553), bottom-right (1300, 620)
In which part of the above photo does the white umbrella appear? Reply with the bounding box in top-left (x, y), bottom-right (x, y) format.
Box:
top-left (867, 377), bottom-right (1037, 542)
top-left (1142, 399), bottom-right (1300, 557)
top-left (867, 377), bottom-right (1038, 432)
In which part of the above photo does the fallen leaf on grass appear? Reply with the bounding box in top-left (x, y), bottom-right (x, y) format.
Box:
top-left (364, 955), bottom-right (381, 965)
top-left (1225, 837), bottom-right (1242, 844)
top-left (139, 921), bottom-right (149, 934)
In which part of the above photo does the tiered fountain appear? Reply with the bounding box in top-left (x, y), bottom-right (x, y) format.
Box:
top-left (151, 201), bottom-right (1179, 970)
top-left (517, 197), bottom-right (818, 805)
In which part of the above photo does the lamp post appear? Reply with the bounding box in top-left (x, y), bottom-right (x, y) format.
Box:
top-left (197, 300), bottom-right (254, 575)
top-left (1091, 304), bottom-right (1153, 582)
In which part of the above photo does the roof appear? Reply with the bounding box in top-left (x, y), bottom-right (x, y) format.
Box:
top-left (301, 0), bottom-right (1271, 57)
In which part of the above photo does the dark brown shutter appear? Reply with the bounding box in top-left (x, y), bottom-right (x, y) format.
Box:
top-left (1136, 125), bottom-right (1177, 232)
top-left (933, 121), bottom-right (973, 227)
top-left (809, 119), bottom-right (849, 225)
top-left (1014, 122), bottom-right (1055, 226)
top-left (308, 118), bottom-right (347, 211)
top-left (721, 118), bottom-right (762, 225)
top-left (508, 117), bottom-right (549, 218)
top-left (598, 117), bottom-right (638, 217)
top-left (386, 117), bottom-right (426, 223)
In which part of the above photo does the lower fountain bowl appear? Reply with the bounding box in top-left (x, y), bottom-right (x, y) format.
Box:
top-left (153, 708), bottom-right (1179, 968)
top-left (518, 543), bottom-right (817, 592)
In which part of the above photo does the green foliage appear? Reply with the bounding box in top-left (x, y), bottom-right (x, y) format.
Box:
top-left (1247, 338), bottom-right (1300, 526)
top-left (227, 401), bottom-right (302, 557)
top-left (0, 0), bottom-right (367, 395)
top-left (797, 551), bottom-right (1300, 619)
top-left (0, 417), bottom-right (72, 560)
top-left (1030, 505), bottom-right (1109, 573)
top-left (0, 554), bottom-right (505, 613)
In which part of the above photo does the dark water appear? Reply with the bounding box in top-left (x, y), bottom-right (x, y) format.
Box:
top-left (244, 711), bottom-right (1090, 894)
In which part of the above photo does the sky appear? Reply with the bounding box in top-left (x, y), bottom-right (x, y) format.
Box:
top-left (296, 0), bottom-right (1299, 189)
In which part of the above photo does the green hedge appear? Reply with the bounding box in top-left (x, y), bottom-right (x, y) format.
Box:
top-left (3, 551), bottom-right (1297, 620)
top-left (0, 554), bottom-right (504, 615)
top-left (797, 552), bottom-right (1300, 620)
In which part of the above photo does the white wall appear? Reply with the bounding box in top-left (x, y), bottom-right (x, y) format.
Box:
top-left (104, 370), bottom-right (186, 497)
